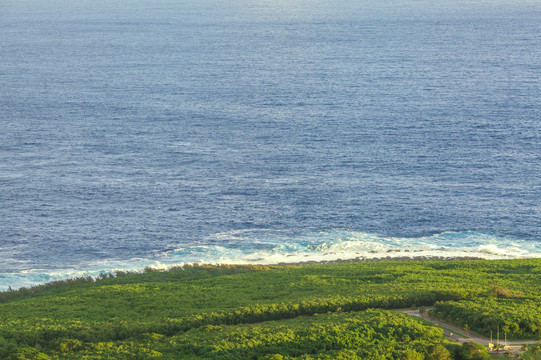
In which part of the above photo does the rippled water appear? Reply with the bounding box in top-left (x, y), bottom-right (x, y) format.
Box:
top-left (1, 0), bottom-right (540, 289)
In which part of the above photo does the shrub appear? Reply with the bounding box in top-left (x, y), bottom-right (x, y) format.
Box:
top-left (489, 285), bottom-right (521, 299)
top-left (459, 341), bottom-right (489, 360)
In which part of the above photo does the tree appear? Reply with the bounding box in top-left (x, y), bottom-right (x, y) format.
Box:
top-left (427, 344), bottom-right (452, 360)
top-left (15, 347), bottom-right (51, 360)
top-left (400, 349), bottom-right (424, 360)
top-left (459, 341), bottom-right (490, 360)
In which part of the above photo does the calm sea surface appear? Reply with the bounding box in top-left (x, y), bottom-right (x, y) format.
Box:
top-left (1, 0), bottom-right (540, 289)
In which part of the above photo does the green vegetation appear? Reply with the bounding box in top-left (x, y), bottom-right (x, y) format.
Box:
top-left (519, 344), bottom-right (541, 360)
top-left (432, 298), bottom-right (541, 340)
top-left (458, 342), bottom-right (490, 360)
top-left (0, 259), bottom-right (540, 359)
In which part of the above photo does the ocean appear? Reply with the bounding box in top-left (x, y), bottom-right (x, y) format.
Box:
top-left (1, 0), bottom-right (540, 290)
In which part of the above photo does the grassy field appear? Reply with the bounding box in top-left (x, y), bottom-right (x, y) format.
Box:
top-left (1, 259), bottom-right (540, 359)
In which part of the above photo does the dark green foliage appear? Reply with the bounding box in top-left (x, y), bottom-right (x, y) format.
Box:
top-left (519, 345), bottom-right (541, 360)
top-left (431, 297), bottom-right (541, 339)
top-left (457, 342), bottom-right (489, 360)
top-left (426, 344), bottom-right (452, 360)
top-left (0, 258), bottom-right (540, 358)
top-left (0, 336), bottom-right (18, 359)
top-left (27, 310), bottom-right (451, 359)
top-left (166, 310), bottom-right (450, 359)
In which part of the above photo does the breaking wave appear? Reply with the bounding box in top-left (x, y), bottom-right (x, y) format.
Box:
top-left (1, 230), bottom-right (539, 291)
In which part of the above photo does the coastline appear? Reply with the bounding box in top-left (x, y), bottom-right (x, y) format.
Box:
top-left (1, 257), bottom-right (540, 359)
top-left (3, 230), bottom-right (539, 291)
top-left (0, 255), bottom-right (524, 294)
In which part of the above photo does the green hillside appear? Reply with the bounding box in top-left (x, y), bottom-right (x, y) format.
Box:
top-left (1, 259), bottom-right (540, 359)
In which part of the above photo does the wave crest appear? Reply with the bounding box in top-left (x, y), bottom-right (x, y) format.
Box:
top-left (1, 230), bottom-right (539, 291)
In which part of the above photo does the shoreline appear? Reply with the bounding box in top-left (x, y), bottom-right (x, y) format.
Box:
top-left (2, 255), bottom-right (539, 359)
top-left (0, 255), bottom-right (525, 293)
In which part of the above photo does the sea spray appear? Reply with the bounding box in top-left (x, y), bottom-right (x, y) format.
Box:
top-left (1, 230), bottom-right (539, 291)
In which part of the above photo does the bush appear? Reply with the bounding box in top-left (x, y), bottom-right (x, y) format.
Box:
top-left (458, 342), bottom-right (489, 360)
top-left (427, 344), bottom-right (452, 360)
top-left (489, 285), bottom-right (521, 299)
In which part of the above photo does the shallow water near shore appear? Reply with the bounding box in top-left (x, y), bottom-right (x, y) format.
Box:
top-left (1, 0), bottom-right (540, 290)
top-left (2, 230), bottom-right (540, 291)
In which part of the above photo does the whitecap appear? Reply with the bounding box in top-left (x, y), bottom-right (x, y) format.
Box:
top-left (1, 230), bottom-right (540, 291)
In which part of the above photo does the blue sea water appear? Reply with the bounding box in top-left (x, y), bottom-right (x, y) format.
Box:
top-left (1, 0), bottom-right (540, 290)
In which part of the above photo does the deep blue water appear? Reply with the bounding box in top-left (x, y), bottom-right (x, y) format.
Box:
top-left (1, 0), bottom-right (540, 289)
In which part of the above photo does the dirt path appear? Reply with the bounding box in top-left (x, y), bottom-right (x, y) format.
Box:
top-left (397, 309), bottom-right (541, 354)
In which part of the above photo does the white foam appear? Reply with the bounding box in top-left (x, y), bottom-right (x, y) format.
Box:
top-left (1, 230), bottom-right (540, 291)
